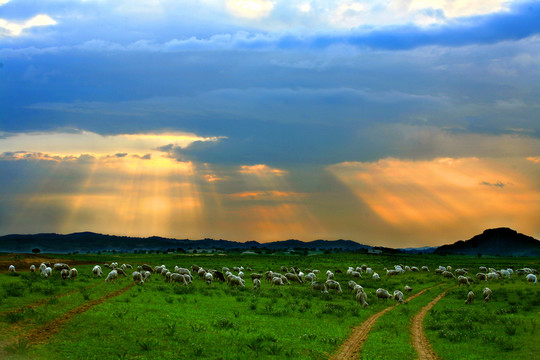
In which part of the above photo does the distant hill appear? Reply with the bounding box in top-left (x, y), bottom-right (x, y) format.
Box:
top-left (435, 228), bottom-right (540, 257)
top-left (0, 232), bottom-right (372, 253)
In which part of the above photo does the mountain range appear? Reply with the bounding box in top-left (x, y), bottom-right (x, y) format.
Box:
top-left (0, 227), bottom-right (538, 256)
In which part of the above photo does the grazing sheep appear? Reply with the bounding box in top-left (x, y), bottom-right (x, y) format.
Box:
top-left (411, 267), bottom-right (419, 272)
top-left (271, 277), bottom-right (284, 287)
top-left (285, 273), bottom-right (303, 284)
top-left (447, 266), bottom-right (452, 271)
top-left (458, 275), bottom-right (470, 287)
top-left (132, 271), bottom-right (144, 285)
top-left (253, 278), bottom-right (261, 290)
top-left (192, 264), bottom-right (200, 272)
top-left (313, 269), bottom-right (320, 275)
top-left (42, 267), bottom-right (52, 278)
top-left (198, 268), bottom-right (207, 278)
top-left (465, 291), bottom-right (474, 304)
top-left (351, 271), bottom-right (362, 278)
top-left (281, 266), bottom-right (288, 273)
top-left (264, 271), bottom-right (274, 282)
top-left (238, 271), bottom-right (244, 279)
top-left (141, 264), bottom-right (154, 273)
top-left (61, 269), bottom-right (70, 280)
top-left (435, 269), bottom-right (444, 274)
top-left (9, 265), bottom-right (15, 273)
top-left (176, 268), bottom-right (191, 276)
top-left (404, 285), bottom-right (412, 293)
top-left (326, 280), bottom-right (343, 293)
top-left (69, 268), bottom-right (78, 280)
top-left (54, 263), bottom-right (70, 272)
top-left (121, 264), bottom-right (127, 272)
top-left (476, 272), bottom-right (487, 282)
top-left (372, 273), bottom-right (380, 280)
top-left (488, 267), bottom-right (496, 273)
top-left (386, 269), bottom-right (399, 277)
top-left (205, 272), bottom-right (213, 285)
top-left (455, 269), bottom-right (467, 276)
top-left (500, 269), bottom-right (511, 278)
top-left (366, 268), bottom-right (373, 275)
top-left (170, 273), bottom-right (187, 285)
top-left (348, 280), bottom-right (359, 293)
top-left (354, 286), bottom-right (369, 308)
top-left (442, 271), bottom-right (456, 279)
top-left (212, 270), bottom-right (226, 282)
top-left (228, 275), bottom-right (245, 288)
top-left (376, 288), bottom-right (392, 301)
top-left (326, 270), bottom-right (334, 280)
top-left (479, 266), bottom-right (488, 272)
top-left (311, 281), bottom-right (328, 293)
top-left (116, 268), bottom-right (127, 277)
top-left (405, 266), bottom-right (411, 272)
top-left (30, 265), bottom-right (36, 272)
top-left (526, 274), bottom-right (537, 284)
top-left (483, 287), bottom-right (492, 302)
top-left (142, 271), bottom-right (151, 282)
top-left (39, 263), bottom-right (47, 274)
top-left (422, 266), bottom-right (429, 272)
top-left (393, 290), bottom-right (404, 304)
top-left (105, 270), bottom-right (118, 283)
top-left (305, 273), bottom-right (316, 282)
top-left (251, 273), bottom-right (263, 280)
top-left (93, 265), bottom-right (103, 277)
top-left (487, 272), bottom-right (500, 280)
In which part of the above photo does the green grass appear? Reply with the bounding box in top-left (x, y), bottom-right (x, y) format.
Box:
top-left (1, 253), bottom-right (538, 360)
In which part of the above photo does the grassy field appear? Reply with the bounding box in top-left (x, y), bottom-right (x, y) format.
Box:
top-left (1, 252), bottom-right (538, 359)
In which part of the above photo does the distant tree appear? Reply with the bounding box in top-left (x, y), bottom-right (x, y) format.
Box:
top-left (31, 248), bottom-right (40, 254)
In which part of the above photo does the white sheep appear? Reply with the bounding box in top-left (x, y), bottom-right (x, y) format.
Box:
top-left (142, 271), bottom-right (151, 282)
top-left (42, 267), bottom-right (52, 278)
top-left (442, 271), bottom-right (456, 279)
top-left (205, 272), bottom-right (213, 285)
top-left (479, 266), bottom-right (488, 272)
top-left (372, 272), bottom-right (380, 280)
top-left (238, 271), bottom-right (244, 279)
top-left (69, 268), bottom-right (78, 280)
top-left (228, 275), bottom-right (245, 287)
top-left (354, 286), bottom-right (369, 308)
top-left (326, 280), bottom-right (343, 293)
top-left (348, 280), bottom-right (359, 292)
top-left (305, 273), bottom-right (316, 282)
top-left (250, 273), bottom-right (263, 280)
top-left (457, 275), bottom-right (470, 287)
top-left (366, 267), bottom-right (373, 275)
top-left (105, 270), bottom-right (118, 283)
top-left (253, 278), bottom-right (261, 290)
top-left (483, 287), bottom-right (492, 302)
top-left (422, 266), bottom-right (429, 272)
top-left (404, 285), bottom-right (412, 293)
top-left (500, 269), bottom-right (511, 278)
top-left (465, 291), bottom-right (474, 304)
top-left (476, 272), bottom-right (487, 282)
top-left (170, 273), bottom-right (187, 285)
top-left (54, 263), bottom-right (70, 272)
top-left (30, 265), bottom-right (36, 272)
top-left (487, 272), bottom-right (500, 280)
top-left (376, 288), bottom-right (392, 301)
top-left (9, 265), bottom-right (16, 273)
top-left (39, 263), bottom-right (47, 274)
top-left (351, 271), bottom-right (362, 278)
top-left (326, 270), bottom-right (334, 280)
top-left (271, 277), bottom-right (284, 287)
top-left (132, 271), bottom-right (144, 285)
top-left (93, 265), bottom-right (103, 277)
top-left (285, 273), bottom-right (303, 284)
top-left (455, 269), bottom-right (467, 276)
top-left (311, 281), bottom-right (328, 293)
top-left (411, 266), bottom-right (419, 272)
top-left (61, 269), bottom-right (70, 280)
top-left (526, 274), bottom-right (537, 284)
top-left (393, 290), bottom-right (404, 304)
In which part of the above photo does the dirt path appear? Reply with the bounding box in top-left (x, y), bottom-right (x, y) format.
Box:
top-left (411, 287), bottom-right (452, 360)
top-left (0, 282), bottom-right (134, 356)
top-left (330, 285), bottom-right (441, 360)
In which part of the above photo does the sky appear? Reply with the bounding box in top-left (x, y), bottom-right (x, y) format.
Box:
top-left (1, 0), bottom-right (539, 247)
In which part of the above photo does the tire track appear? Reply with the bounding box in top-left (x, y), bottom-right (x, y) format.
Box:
top-left (1, 283), bottom-right (133, 356)
top-left (411, 287), bottom-right (453, 360)
top-left (330, 284), bottom-right (442, 360)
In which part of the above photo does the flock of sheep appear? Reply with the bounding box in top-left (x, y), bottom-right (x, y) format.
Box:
top-left (7, 262), bottom-right (537, 307)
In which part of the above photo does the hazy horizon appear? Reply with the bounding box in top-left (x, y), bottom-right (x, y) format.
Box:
top-left (1, 1), bottom-right (539, 247)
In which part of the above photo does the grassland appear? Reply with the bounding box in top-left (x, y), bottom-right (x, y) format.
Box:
top-left (1, 252), bottom-right (538, 359)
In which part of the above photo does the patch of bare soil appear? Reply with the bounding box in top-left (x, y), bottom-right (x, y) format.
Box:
top-left (411, 287), bottom-right (453, 360)
top-left (330, 284), bottom-right (442, 360)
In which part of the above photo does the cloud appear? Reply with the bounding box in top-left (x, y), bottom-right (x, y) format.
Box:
top-left (480, 180), bottom-right (506, 188)
top-left (0, 14), bottom-right (56, 37)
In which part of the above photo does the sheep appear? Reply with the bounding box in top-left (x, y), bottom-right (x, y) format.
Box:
top-left (411, 266), bottom-right (419, 272)
top-left (205, 272), bottom-right (213, 285)
top-left (93, 265), bottom-right (103, 277)
top-left (39, 263), bottom-right (47, 273)
top-left (404, 285), bottom-right (412, 293)
top-left (272, 277), bottom-right (284, 287)
top-left (142, 271), bottom-right (151, 282)
top-left (455, 269), bottom-right (467, 276)
top-left (326, 280), bottom-right (343, 293)
top-left (54, 263), bottom-right (70, 272)
top-left (312, 269), bottom-right (320, 275)
top-left (366, 268), bottom-right (373, 275)
top-left (285, 273), bottom-right (303, 284)
top-left (311, 281), bottom-right (328, 293)
top-left (132, 271), bottom-right (144, 285)
top-left (465, 291), bottom-right (474, 304)
top-left (435, 269), bottom-right (444, 274)
top-left (165, 271), bottom-right (173, 282)
top-left (376, 288), bottom-right (393, 301)
top-left (105, 270), bottom-right (118, 283)
top-left (500, 269), bottom-right (511, 278)
top-left (304, 273), bottom-right (316, 282)
top-left (42, 267), bottom-right (52, 278)
top-left (442, 271), bottom-right (456, 279)
top-left (487, 272), bottom-right (500, 280)
top-left (61, 269), bottom-right (70, 279)
top-left (386, 269), bottom-right (399, 277)
top-left (483, 287), bottom-right (492, 302)
top-left (405, 266), bottom-right (411, 272)
top-left (228, 275), bottom-right (245, 288)
top-left (354, 286), bottom-right (369, 308)
top-left (351, 271), bottom-right (362, 278)
top-left (238, 271), bottom-right (244, 279)
top-left (212, 270), bottom-right (226, 282)
top-left (9, 265), bottom-right (15, 273)
top-left (141, 264), bottom-right (154, 273)
top-left (526, 274), bottom-right (537, 284)
top-left (447, 266), bottom-right (452, 271)
top-left (198, 268), bottom-right (207, 278)
top-left (281, 266), bottom-right (288, 273)
top-left (176, 268), bottom-right (191, 276)
top-left (326, 270), bottom-right (334, 280)
top-left (170, 273), bottom-right (187, 285)
top-left (348, 280), bottom-right (359, 293)
top-left (30, 265), bottom-right (36, 272)
top-left (264, 270), bottom-right (274, 282)
top-left (121, 264), bottom-right (127, 272)
top-left (253, 278), bottom-right (261, 290)
top-left (458, 275), bottom-right (470, 287)
top-left (222, 267), bottom-right (230, 273)
top-left (372, 273), bottom-right (380, 280)
top-left (69, 268), bottom-right (78, 280)
top-left (116, 268), bottom-right (127, 277)
top-left (393, 290), bottom-right (404, 304)
top-left (422, 266), bottom-right (429, 272)
top-left (250, 273), bottom-right (263, 280)
top-left (476, 272), bottom-right (487, 281)
top-left (192, 264), bottom-right (200, 272)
